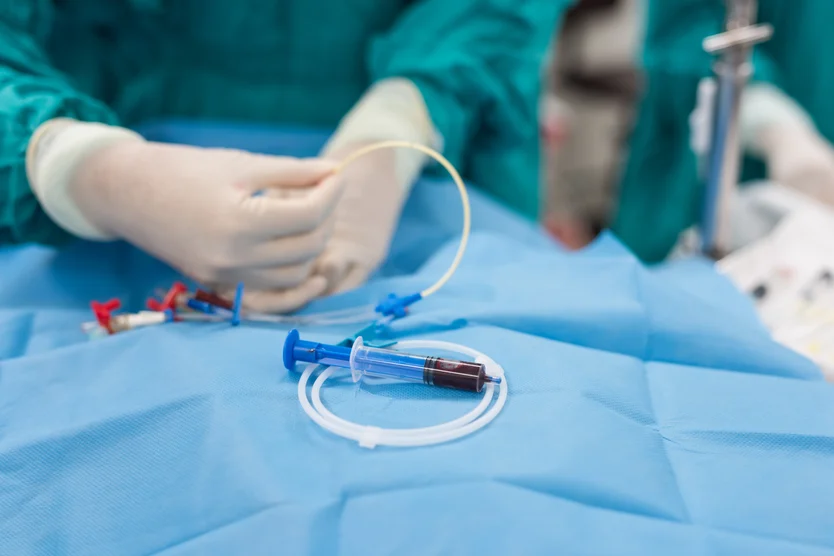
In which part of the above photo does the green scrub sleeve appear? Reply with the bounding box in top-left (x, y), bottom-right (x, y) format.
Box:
top-left (367, 0), bottom-right (572, 170)
top-left (0, 3), bottom-right (118, 246)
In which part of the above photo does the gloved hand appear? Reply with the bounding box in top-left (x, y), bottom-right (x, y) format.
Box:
top-left (757, 127), bottom-right (834, 206)
top-left (312, 78), bottom-right (437, 293)
top-left (740, 83), bottom-right (834, 207)
top-left (314, 143), bottom-right (404, 293)
top-left (28, 120), bottom-right (342, 312)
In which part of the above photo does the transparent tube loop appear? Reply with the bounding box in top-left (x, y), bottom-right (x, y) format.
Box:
top-left (296, 340), bottom-right (507, 448)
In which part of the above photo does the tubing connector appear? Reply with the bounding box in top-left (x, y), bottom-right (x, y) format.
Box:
top-left (375, 292), bottom-right (422, 319)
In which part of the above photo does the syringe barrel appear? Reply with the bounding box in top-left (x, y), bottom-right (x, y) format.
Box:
top-left (283, 331), bottom-right (496, 393)
top-left (424, 357), bottom-right (488, 392)
top-left (351, 346), bottom-right (426, 383)
top-left (351, 345), bottom-right (489, 392)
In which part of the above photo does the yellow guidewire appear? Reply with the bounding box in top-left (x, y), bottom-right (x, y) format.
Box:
top-left (334, 140), bottom-right (471, 299)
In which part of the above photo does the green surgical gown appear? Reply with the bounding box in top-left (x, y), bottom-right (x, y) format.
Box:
top-left (615, 0), bottom-right (834, 262)
top-left (0, 0), bottom-right (571, 245)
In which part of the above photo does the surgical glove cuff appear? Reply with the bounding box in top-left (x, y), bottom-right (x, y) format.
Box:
top-left (740, 84), bottom-right (817, 158)
top-left (322, 77), bottom-right (441, 189)
top-left (690, 78), bottom-right (716, 158)
top-left (26, 119), bottom-right (145, 241)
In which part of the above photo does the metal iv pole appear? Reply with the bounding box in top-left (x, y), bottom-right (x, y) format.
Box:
top-left (700, 0), bottom-right (772, 258)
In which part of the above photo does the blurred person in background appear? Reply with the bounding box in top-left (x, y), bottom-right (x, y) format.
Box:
top-left (615, 0), bottom-right (834, 262)
top-left (1, 0), bottom-right (571, 311)
top-left (540, 0), bottom-right (641, 250)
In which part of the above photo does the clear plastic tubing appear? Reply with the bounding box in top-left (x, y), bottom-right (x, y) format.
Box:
top-left (296, 339), bottom-right (508, 449)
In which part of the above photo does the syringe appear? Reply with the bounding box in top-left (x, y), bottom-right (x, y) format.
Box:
top-left (283, 329), bottom-right (501, 393)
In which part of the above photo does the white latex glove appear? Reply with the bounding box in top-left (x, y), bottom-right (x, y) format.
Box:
top-left (28, 119), bottom-right (342, 312)
top-left (315, 143), bottom-right (403, 292)
top-left (757, 127), bottom-right (834, 206)
top-left (689, 78), bottom-right (716, 163)
top-left (740, 84), bottom-right (834, 206)
top-left (313, 78), bottom-right (438, 293)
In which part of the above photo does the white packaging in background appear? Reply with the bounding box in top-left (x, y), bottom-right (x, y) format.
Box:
top-left (719, 205), bottom-right (834, 380)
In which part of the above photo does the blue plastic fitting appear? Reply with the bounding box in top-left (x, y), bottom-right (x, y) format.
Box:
top-left (231, 282), bottom-right (244, 326)
top-left (187, 299), bottom-right (217, 314)
top-left (375, 292), bottom-right (422, 319)
top-left (283, 329), bottom-right (352, 371)
top-left (282, 329), bottom-right (301, 370)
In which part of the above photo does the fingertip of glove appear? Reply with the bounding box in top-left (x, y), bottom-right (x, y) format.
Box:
top-left (313, 256), bottom-right (342, 290)
top-left (306, 274), bottom-right (329, 298)
top-left (241, 275), bottom-right (329, 314)
top-left (301, 157), bottom-right (338, 174)
top-left (333, 266), bottom-right (371, 294)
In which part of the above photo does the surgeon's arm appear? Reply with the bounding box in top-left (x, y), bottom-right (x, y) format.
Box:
top-left (369, 0), bottom-right (569, 173)
top-left (0, 3), bottom-right (119, 245)
top-left (314, 0), bottom-right (569, 293)
top-left (1, 6), bottom-right (343, 312)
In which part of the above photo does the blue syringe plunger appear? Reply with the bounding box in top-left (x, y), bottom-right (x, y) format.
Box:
top-left (283, 329), bottom-right (499, 393)
top-left (283, 329), bottom-right (352, 370)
